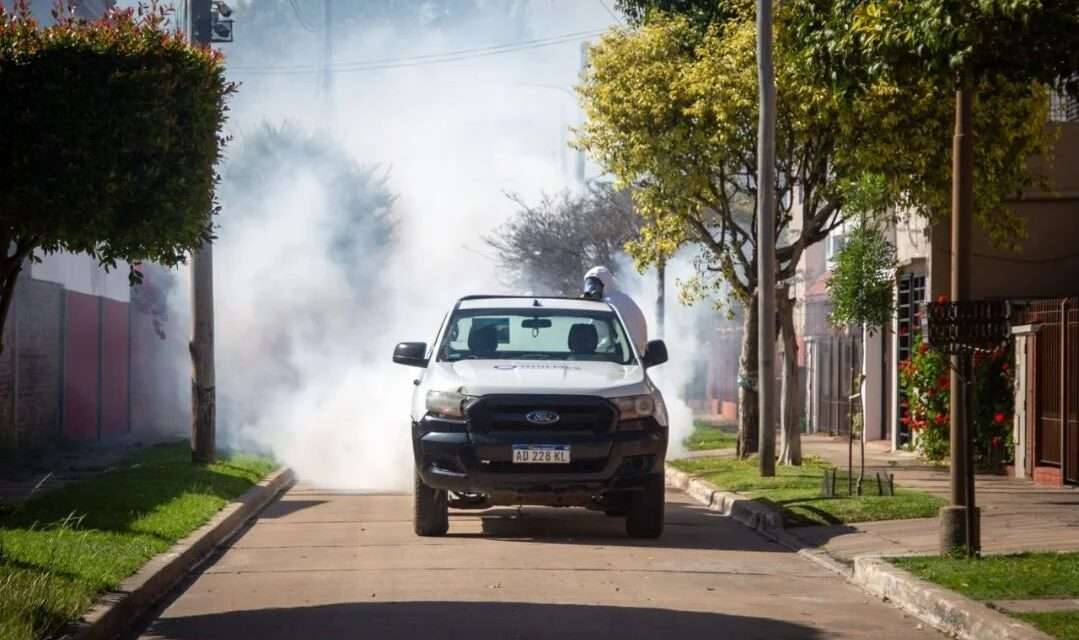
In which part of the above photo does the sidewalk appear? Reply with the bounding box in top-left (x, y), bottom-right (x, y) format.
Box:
top-left (792, 434), bottom-right (1079, 560)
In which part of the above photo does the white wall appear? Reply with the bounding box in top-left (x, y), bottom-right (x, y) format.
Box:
top-left (30, 253), bottom-right (131, 303)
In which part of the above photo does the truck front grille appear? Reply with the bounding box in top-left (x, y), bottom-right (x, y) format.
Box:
top-left (466, 395), bottom-right (617, 434)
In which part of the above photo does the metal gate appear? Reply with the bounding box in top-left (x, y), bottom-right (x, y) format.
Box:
top-left (813, 331), bottom-right (863, 436)
top-left (1017, 298), bottom-right (1079, 484)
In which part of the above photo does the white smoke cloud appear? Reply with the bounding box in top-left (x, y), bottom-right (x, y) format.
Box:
top-left (611, 254), bottom-right (712, 460)
top-left (157, 1), bottom-right (628, 491)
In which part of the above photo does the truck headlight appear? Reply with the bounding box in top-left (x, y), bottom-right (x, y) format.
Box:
top-left (426, 390), bottom-right (476, 420)
top-left (612, 394), bottom-right (655, 420)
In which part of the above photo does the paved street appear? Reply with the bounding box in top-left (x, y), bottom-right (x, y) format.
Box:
top-left (134, 485), bottom-right (941, 640)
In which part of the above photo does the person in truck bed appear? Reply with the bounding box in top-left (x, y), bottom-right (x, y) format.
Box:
top-left (582, 265), bottom-right (648, 355)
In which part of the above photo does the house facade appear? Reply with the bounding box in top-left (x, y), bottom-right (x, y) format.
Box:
top-left (793, 93), bottom-right (1079, 486)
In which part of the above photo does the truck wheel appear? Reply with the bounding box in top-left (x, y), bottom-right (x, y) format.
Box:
top-left (625, 473), bottom-right (665, 538)
top-left (414, 471), bottom-right (449, 537)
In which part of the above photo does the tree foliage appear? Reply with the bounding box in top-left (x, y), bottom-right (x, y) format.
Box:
top-left (0, 3), bottom-right (234, 348)
top-left (827, 220), bottom-right (897, 332)
top-left (485, 184), bottom-right (639, 297)
top-left (827, 175), bottom-right (897, 333)
top-left (789, 0), bottom-right (1079, 98)
top-left (575, 2), bottom-right (1053, 455)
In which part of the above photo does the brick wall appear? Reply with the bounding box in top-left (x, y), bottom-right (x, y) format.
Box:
top-left (0, 278), bottom-right (65, 453)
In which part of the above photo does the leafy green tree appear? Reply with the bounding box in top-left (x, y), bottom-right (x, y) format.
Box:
top-left (827, 175), bottom-right (898, 335)
top-left (787, 0), bottom-right (1078, 246)
top-left (485, 184), bottom-right (640, 296)
top-left (576, 3), bottom-right (1052, 458)
top-left (0, 4), bottom-right (234, 351)
top-left (827, 175), bottom-right (898, 470)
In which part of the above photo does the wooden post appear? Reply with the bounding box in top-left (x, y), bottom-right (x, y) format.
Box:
top-left (189, 0), bottom-right (216, 464)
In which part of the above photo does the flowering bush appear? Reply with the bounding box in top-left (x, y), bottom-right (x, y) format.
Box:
top-left (899, 333), bottom-right (1014, 466)
top-left (899, 335), bottom-right (951, 461)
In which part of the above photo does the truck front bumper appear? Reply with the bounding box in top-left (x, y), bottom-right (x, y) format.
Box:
top-left (413, 415), bottom-right (668, 496)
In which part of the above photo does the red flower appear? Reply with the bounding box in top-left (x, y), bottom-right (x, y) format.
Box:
top-left (934, 413), bottom-right (946, 426)
top-left (937, 374), bottom-right (950, 390)
top-left (918, 342), bottom-right (929, 355)
top-left (992, 436), bottom-right (1003, 450)
top-left (1002, 363), bottom-right (1010, 373)
top-left (994, 412), bottom-right (1006, 424)
top-left (901, 416), bottom-right (911, 426)
top-left (937, 294), bottom-right (948, 304)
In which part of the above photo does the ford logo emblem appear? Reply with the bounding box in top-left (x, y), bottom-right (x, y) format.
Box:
top-left (525, 410), bottom-right (560, 425)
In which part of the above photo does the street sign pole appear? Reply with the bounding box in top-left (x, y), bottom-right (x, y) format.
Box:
top-left (756, 0), bottom-right (776, 477)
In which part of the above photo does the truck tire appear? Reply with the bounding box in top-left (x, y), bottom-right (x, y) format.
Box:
top-left (625, 472), bottom-right (665, 538)
top-left (414, 471), bottom-right (449, 537)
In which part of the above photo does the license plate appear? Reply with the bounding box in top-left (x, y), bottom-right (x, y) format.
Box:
top-left (512, 445), bottom-right (571, 464)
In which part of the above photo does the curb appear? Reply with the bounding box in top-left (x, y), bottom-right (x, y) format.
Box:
top-left (66, 466), bottom-right (296, 640)
top-left (852, 557), bottom-right (1054, 640)
top-left (666, 462), bottom-right (1050, 640)
top-left (665, 464), bottom-right (782, 531)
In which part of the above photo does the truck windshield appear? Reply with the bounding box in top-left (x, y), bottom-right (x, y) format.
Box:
top-left (437, 309), bottom-right (636, 365)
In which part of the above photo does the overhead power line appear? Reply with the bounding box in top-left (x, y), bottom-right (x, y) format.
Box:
top-left (287, 0), bottom-right (319, 32)
top-left (229, 29), bottom-right (605, 75)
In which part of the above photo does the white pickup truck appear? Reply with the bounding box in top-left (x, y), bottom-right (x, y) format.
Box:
top-left (393, 295), bottom-right (670, 538)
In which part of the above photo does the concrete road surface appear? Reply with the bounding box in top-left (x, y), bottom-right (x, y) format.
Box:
top-left (133, 485), bottom-right (941, 640)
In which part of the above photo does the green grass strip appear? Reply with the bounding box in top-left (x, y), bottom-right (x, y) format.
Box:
top-left (893, 552), bottom-right (1079, 601)
top-left (0, 442), bottom-right (275, 640)
top-left (669, 455), bottom-right (943, 527)
top-left (1015, 611), bottom-right (1079, 640)
top-left (683, 420), bottom-right (737, 451)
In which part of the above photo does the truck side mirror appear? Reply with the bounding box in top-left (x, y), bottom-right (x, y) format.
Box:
top-left (642, 339), bottom-right (668, 368)
top-left (393, 342), bottom-right (428, 367)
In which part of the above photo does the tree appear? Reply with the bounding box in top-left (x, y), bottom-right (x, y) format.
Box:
top-left (485, 184), bottom-right (640, 296)
top-left (0, 4), bottom-right (234, 351)
top-left (826, 175), bottom-right (898, 480)
top-left (576, 3), bottom-right (1053, 462)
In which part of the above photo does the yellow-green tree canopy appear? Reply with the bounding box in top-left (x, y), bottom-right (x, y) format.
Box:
top-left (576, 5), bottom-right (1053, 304)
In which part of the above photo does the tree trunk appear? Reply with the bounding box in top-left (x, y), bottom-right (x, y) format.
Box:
top-left (777, 288), bottom-right (802, 465)
top-left (737, 292), bottom-right (760, 458)
top-left (0, 243), bottom-right (33, 355)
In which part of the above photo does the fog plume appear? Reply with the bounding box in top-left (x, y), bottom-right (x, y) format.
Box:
top-left (157, 1), bottom-right (707, 490)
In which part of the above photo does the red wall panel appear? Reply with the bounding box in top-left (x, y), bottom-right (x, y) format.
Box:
top-left (101, 300), bottom-right (130, 437)
top-left (63, 292), bottom-right (100, 440)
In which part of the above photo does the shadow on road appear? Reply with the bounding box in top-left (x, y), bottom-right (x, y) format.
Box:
top-left (446, 498), bottom-right (788, 552)
top-left (141, 601), bottom-right (825, 640)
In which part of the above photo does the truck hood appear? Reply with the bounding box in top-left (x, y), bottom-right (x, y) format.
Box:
top-left (425, 360), bottom-right (648, 397)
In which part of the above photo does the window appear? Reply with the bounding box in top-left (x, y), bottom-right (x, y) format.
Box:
top-left (825, 233), bottom-right (847, 264)
top-left (1051, 87), bottom-right (1079, 122)
top-left (438, 309), bottom-right (635, 365)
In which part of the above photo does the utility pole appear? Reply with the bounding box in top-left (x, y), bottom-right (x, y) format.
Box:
top-left (656, 260), bottom-right (666, 339)
top-left (321, 0), bottom-right (333, 98)
top-left (576, 41), bottom-right (589, 185)
top-left (941, 81), bottom-right (978, 555)
top-left (756, 0), bottom-right (777, 477)
top-left (188, 0), bottom-right (216, 464)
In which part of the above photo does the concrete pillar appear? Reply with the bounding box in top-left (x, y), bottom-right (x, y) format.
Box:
top-left (1010, 324), bottom-right (1039, 479)
top-left (863, 326), bottom-right (884, 440)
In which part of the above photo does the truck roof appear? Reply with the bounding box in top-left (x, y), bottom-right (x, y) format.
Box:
top-left (456, 295), bottom-right (612, 312)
